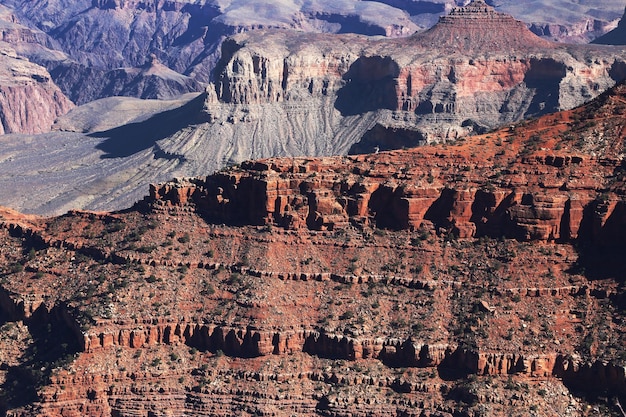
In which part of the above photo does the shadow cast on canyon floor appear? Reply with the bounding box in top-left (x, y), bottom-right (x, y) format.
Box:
top-left (90, 93), bottom-right (206, 159)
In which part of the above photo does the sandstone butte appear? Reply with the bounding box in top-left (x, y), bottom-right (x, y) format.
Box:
top-left (0, 51), bottom-right (625, 416)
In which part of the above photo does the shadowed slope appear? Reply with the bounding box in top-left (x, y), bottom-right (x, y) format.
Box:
top-left (92, 92), bottom-right (208, 158)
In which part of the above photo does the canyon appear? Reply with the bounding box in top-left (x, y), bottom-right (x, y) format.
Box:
top-left (3, 1), bottom-right (626, 215)
top-left (0, 2), bottom-right (625, 417)
top-left (0, 59), bottom-right (624, 416)
top-left (0, 0), bottom-right (622, 131)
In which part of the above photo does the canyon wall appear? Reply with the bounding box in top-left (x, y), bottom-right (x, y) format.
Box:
top-left (0, 50), bottom-right (73, 134)
top-left (1, 0), bottom-right (623, 106)
top-left (149, 148), bottom-right (625, 245)
top-left (0, 183), bottom-right (624, 415)
top-left (207, 3), bottom-right (626, 150)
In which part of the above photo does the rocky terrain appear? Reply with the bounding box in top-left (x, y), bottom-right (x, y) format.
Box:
top-left (594, 5), bottom-right (626, 45)
top-left (0, 6), bottom-right (73, 134)
top-left (3, 1), bottom-right (626, 215)
top-left (0, 2), bottom-right (624, 416)
top-left (0, 3), bottom-right (203, 106)
top-left (0, 92), bottom-right (208, 215)
top-left (0, 61), bottom-right (625, 416)
top-left (210, 0), bottom-right (626, 145)
top-left (0, 0), bottom-right (622, 105)
top-left (0, 46), bottom-right (73, 134)
top-left (0, 0), bottom-right (620, 135)
top-left (501, 1), bottom-right (623, 43)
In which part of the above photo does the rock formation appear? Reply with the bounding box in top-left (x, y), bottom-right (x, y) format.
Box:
top-left (0, 0), bottom-right (622, 105)
top-left (503, 0), bottom-right (623, 43)
top-left (0, 79), bottom-right (624, 415)
top-left (593, 6), bottom-right (626, 45)
top-left (0, 45), bottom-right (73, 134)
top-left (153, 78), bottom-right (626, 243)
top-left (2, 2), bottom-right (626, 215)
top-left (0, 6), bottom-right (74, 133)
top-left (201, 2), bottom-right (626, 162)
top-left (49, 54), bottom-right (205, 105)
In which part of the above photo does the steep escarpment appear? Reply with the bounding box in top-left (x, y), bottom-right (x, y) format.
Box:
top-left (155, 79), bottom-right (626, 244)
top-left (210, 2), bottom-right (626, 151)
top-left (0, 196), bottom-right (625, 415)
top-left (0, 8), bottom-right (76, 133)
top-left (0, 0), bottom-right (622, 106)
top-left (2, 2), bottom-right (626, 214)
top-left (0, 47), bottom-right (73, 134)
top-left (0, 74), bottom-right (623, 416)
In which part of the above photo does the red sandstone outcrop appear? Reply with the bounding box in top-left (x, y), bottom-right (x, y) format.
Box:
top-left (0, 182), bottom-right (623, 415)
top-left (150, 85), bottom-right (626, 243)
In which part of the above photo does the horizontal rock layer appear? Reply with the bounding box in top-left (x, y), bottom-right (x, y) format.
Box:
top-left (148, 151), bottom-right (623, 244)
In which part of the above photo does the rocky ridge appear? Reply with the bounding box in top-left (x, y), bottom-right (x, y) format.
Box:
top-left (156, 78), bottom-right (626, 242)
top-left (0, 63), bottom-right (624, 417)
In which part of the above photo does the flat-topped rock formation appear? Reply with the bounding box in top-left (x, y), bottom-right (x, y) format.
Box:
top-left (204, 11), bottom-right (626, 163)
top-left (442, 0), bottom-right (521, 22)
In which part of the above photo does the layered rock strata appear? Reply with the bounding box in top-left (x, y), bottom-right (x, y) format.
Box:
top-left (208, 2), bottom-right (626, 154)
top-left (0, 160), bottom-right (624, 415)
top-left (0, 46), bottom-right (73, 133)
top-left (4, 2), bottom-right (626, 215)
top-left (2, 75), bottom-right (624, 415)
top-left (151, 72), bottom-right (626, 243)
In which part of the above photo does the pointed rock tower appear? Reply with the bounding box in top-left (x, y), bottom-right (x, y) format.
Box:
top-left (413, 0), bottom-right (554, 52)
